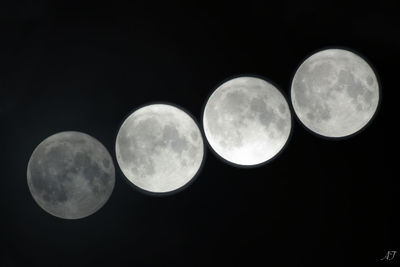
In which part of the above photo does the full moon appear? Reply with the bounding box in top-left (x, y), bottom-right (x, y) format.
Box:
top-left (291, 48), bottom-right (380, 138)
top-left (203, 76), bottom-right (292, 166)
top-left (115, 104), bottom-right (204, 194)
top-left (27, 131), bottom-right (115, 219)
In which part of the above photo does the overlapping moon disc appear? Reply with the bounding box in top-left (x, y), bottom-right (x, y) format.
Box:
top-left (291, 48), bottom-right (380, 138)
top-left (27, 131), bottom-right (115, 219)
top-left (115, 104), bottom-right (204, 194)
top-left (203, 76), bottom-right (292, 166)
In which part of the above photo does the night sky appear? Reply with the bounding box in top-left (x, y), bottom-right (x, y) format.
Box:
top-left (1, 1), bottom-right (398, 266)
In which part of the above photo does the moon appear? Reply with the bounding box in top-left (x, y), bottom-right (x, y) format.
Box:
top-left (115, 104), bottom-right (204, 194)
top-left (203, 76), bottom-right (292, 166)
top-left (291, 48), bottom-right (380, 138)
top-left (27, 131), bottom-right (115, 219)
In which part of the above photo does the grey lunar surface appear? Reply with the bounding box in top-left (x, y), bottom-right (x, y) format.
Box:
top-left (203, 77), bottom-right (292, 166)
top-left (116, 104), bottom-right (204, 193)
top-left (291, 49), bottom-right (380, 137)
top-left (27, 131), bottom-right (115, 219)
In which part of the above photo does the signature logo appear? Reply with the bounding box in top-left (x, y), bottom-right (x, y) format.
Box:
top-left (381, 251), bottom-right (397, 261)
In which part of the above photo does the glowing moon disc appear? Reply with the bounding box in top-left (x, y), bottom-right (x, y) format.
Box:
top-left (115, 104), bottom-right (204, 194)
top-left (291, 48), bottom-right (380, 138)
top-left (203, 76), bottom-right (292, 166)
top-left (27, 131), bottom-right (115, 219)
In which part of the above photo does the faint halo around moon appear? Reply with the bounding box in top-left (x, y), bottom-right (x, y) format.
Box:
top-left (291, 48), bottom-right (380, 138)
top-left (203, 76), bottom-right (292, 167)
top-left (115, 103), bottom-right (204, 194)
top-left (27, 131), bottom-right (115, 219)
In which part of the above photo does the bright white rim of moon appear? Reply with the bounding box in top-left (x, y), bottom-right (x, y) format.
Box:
top-left (290, 48), bottom-right (380, 138)
top-left (202, 76), bottom-right (292, 167)
top-left (115, 103), bottom-right (204, 194)
top-left (27, 131), bottom-right (115, 219)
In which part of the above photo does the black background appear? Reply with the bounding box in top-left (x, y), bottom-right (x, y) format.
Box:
top-left (1, 1), bottom-right (398, 266)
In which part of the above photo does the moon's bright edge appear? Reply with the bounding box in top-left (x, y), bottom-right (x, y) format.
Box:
top-left (203, 77), bottom-right (292, 166)
top-left (115, 104), bottom-right (204, 194)
top-left (291, 49), bottom-right (380, 138)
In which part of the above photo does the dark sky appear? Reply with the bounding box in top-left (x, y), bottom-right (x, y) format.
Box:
top-left (1, 1), bottom-right (398, 266)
